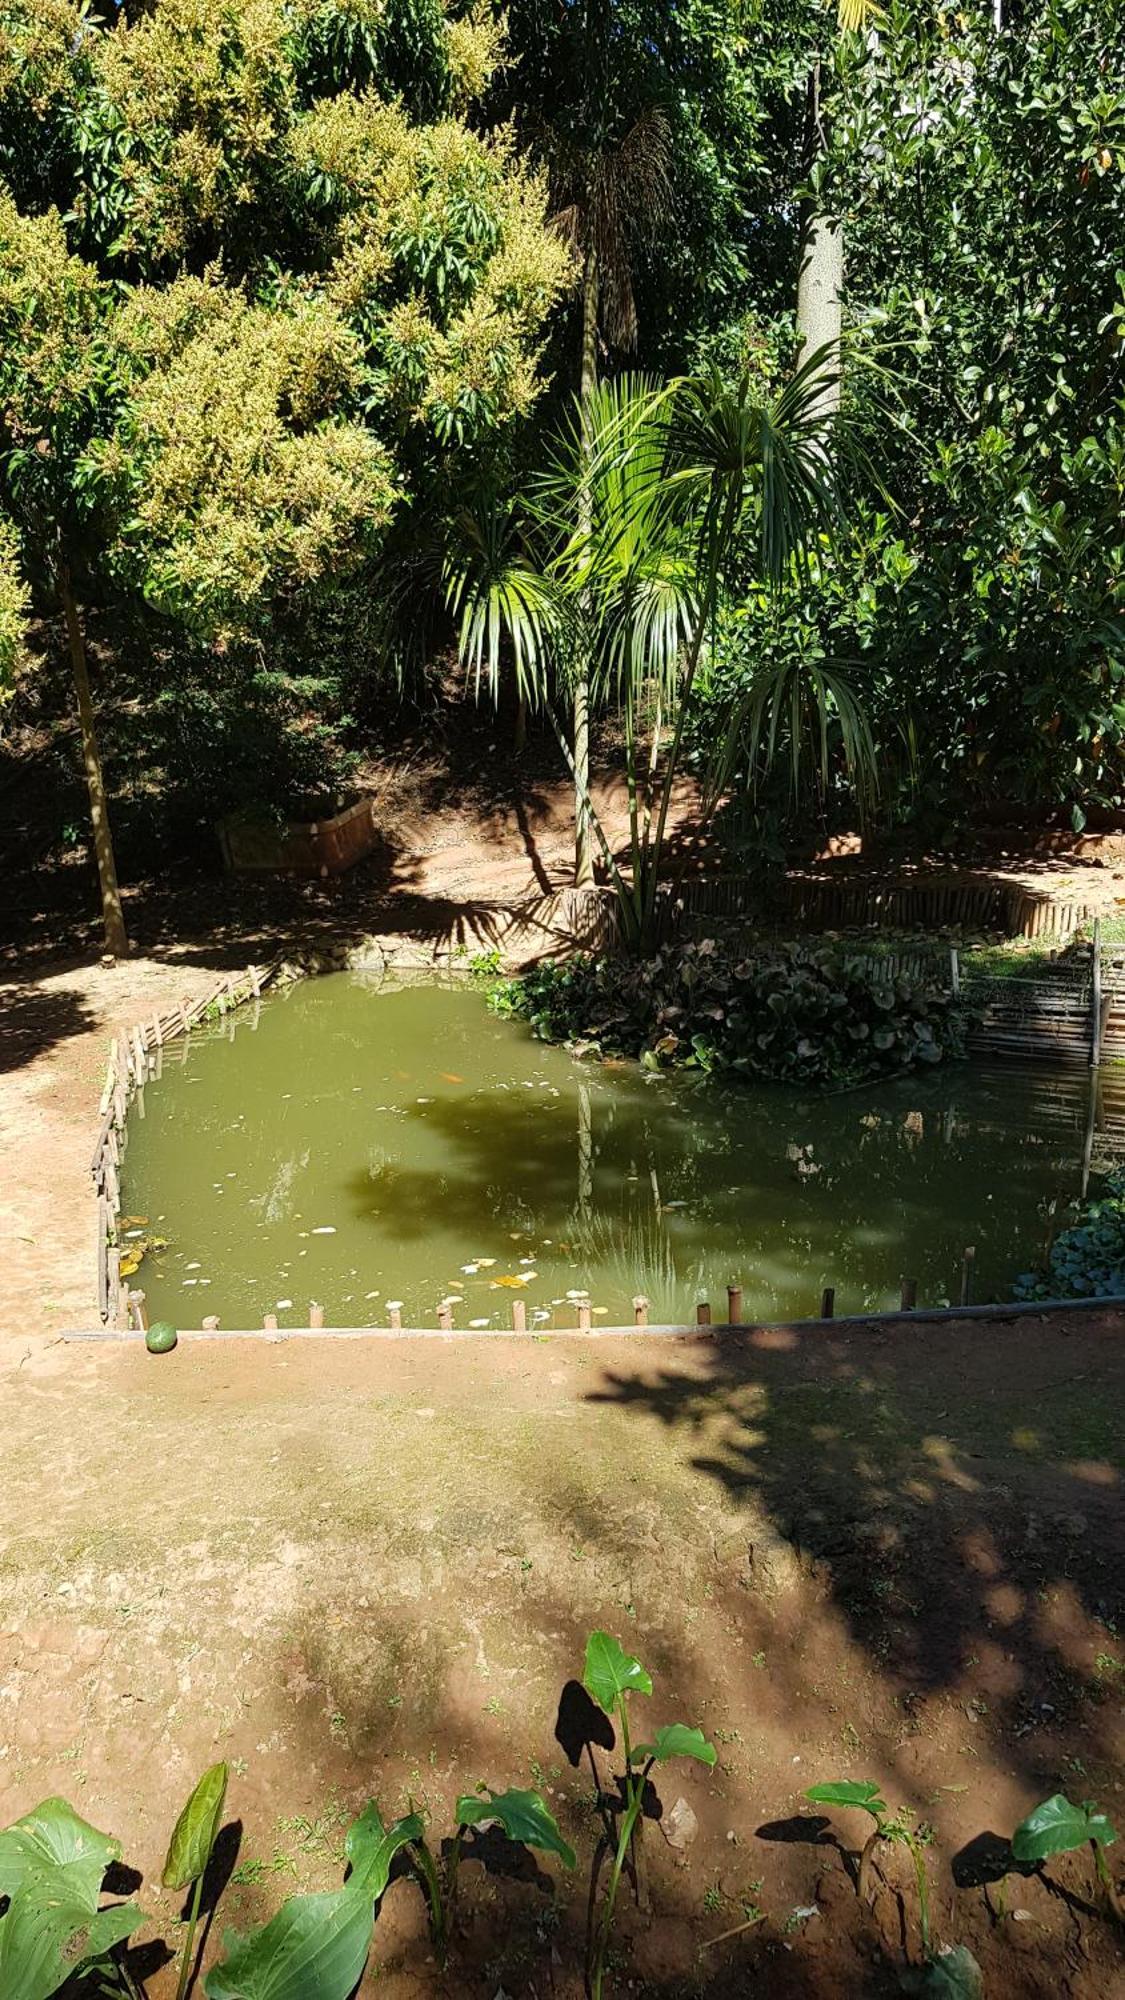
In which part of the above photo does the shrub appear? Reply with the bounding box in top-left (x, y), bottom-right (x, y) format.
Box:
top-left (489, 941), bottom-right (967, 1089)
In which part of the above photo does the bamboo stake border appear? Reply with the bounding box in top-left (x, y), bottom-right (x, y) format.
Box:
top-left (89, 962), bottom-right (281, 1326)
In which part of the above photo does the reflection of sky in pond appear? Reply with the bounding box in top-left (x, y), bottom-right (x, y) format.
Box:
top-left (121, 974), bottom-right (1095, 1329)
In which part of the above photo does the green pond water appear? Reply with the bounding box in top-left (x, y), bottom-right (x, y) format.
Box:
top-left (121, 973), bottom-right (1092, 1330)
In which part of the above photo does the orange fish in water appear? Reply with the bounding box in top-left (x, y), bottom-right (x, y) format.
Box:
top-left (440, 1072), bottom-right (464, 1084)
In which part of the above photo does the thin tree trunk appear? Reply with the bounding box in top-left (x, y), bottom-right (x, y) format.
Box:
top-left (796, 61), bottom-right (843, 424)
top-left (573, 242), bottom-right (600, 889)
top-left (60, 567), bottom-right (127, 958)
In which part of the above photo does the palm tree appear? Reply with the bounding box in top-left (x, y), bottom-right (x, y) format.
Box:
top-left (445, 348), bottom-right (873, 949)
top-left (796, 2), bottom-right (880, 414)
top-left (535, 0), bottom-right (672, 885)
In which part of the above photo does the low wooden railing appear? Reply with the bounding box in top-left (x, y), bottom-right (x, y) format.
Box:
top-left (90, 963), bottom-right (279, 1325)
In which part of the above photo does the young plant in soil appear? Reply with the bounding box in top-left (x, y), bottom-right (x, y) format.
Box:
top-left (203, 1800), bottom-right (423, 1998)
top-left (162, 1761), bottom-right (229, 2000)
top-left (804, 1781), bottom-right (935, 1957)
top-left (408, 1786), bottom-right (576, 1963)
top-left (1011, 1794), bottom-right (1122, 1921)
top-left (582, 1631), bottom-right (717, 2000)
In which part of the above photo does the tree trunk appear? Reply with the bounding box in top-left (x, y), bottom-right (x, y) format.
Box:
top-left (60, 568), bottom-right (127, 958)
top-left (573, 242), bottom-right (600, 889)
top-left (796, 61), bottom-right (843, 425)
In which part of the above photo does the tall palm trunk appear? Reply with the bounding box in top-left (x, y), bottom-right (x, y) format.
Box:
top-left (573, 242), bottom-right (599, 888)
top-left (797, 60), bottom-right (842, 423)
top-left (60, 566), bottom-right (127, 958)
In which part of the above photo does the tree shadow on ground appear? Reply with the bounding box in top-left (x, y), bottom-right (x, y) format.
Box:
top-left (584, 1324), bottom-right (1124, 1743)
top-left (0, 979), bottom-right (98, 1074)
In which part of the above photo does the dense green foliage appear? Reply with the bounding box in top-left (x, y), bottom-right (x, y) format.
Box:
top-left (1014, 1167), bottom-right (1125, 1301)
top-left (1, 0), bottom-right (1123, 932)
top-left (488, 939), bottom-right (967, 1085)
top-left (703, 0), bottom-right (1125, 839)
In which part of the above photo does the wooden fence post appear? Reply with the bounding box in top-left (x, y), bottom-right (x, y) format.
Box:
top-left (959, 1247), bottom-right (975, 1308)
top-left (726, 1285), bottom-right (742, 1325)
top-left (1091, 918), bottom-right (1103, 1068)
top-left (820, 1286), bottom-right (835, 1320)
top-left (437, 1302), bottom-right (453, 1331)
top-left (949, 946), bottom-right (961, 998)
top-left (387, 1301), bottom-right (403, 1331)
top-left (309, 1302), bottom-right (325, 1328)
top-left (633, 1295), bottom-right (649, 1327)
top-left (696, 1300), bottom-right (712, 1326)
top-left (512, 1299), bottom-right (527, 1332)
top-left (900, 1278), bottom-right (918, 1312)
top-left (577, 1302), bottom-right (592, 1332)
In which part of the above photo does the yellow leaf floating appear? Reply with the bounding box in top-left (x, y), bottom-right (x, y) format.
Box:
top-left (491, 1273), bottom-right (537, 1289)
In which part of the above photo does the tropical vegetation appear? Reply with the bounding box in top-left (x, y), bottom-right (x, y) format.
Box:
top-left (0, 0), bottom-right (1120, 952)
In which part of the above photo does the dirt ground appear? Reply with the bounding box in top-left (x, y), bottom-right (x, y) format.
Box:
top-left (1, 785), bottom-right (1124, 1997)
top-left (1, 1320), bottom-right (1122, 1998)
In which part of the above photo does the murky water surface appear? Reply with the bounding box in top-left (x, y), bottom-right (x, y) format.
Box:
top-left (121, 974), bottom-right (1091, 1328)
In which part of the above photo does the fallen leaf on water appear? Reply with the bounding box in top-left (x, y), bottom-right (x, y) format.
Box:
top-left (312, 1227), bottom-right (336, 1235)
top-left (440, 1072), bottom-right (464, 1084)
top-left (477, 1258), bottom-right (497, 1267)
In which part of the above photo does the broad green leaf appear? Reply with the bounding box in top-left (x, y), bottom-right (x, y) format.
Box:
top-left (0, 1855), bottom-right (144, 2000)
top-left (900, 1944), bottom-right (983, 1999)
top-left (343, 1804), bottom-right (423, 1896)
top-left (0, 1798), bottom-right (120, 1903)
top-left (1011, 1794), bottom-right (1117, 1864)
top-left (583, 1632), bottom-right (652, 1715)
top-left (804, 1781), bottom-right (888, 1821)
top-left (632, 1724), bottom-right (717, 1768)
top-left (202, 1882), bottom-right (377, 2000)
top-left (162, 1760), bottom-right (229, 1890)
top-left (203, 1806), bottom-right (421, 2000)
top-left (455, 1789), bottom-right (576, 1870)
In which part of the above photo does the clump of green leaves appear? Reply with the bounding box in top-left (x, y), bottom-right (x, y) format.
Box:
top-left (1014, 1170), bottom-right (1125, 1302)
top-left (804, 1781), bottom-right (936, 1960)
top-left (490, 942), bottom-right (965, 1089)
top-left (1011, 1794), bottom-right (1121, 1923)
top-left (582, 1631), bottom-right (716, 1999)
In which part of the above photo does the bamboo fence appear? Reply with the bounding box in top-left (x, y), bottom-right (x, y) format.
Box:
top-left (90, 963), bottom-right (279, 1326)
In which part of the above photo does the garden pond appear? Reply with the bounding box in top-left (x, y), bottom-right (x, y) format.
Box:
top-left (120, 972), bottom-right (1098, 1329)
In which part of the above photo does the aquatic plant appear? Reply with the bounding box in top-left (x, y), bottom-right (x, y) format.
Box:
top-left (1014, 1170), bottom-right (1125, 1301)
top-left (487, 942), bottom-right (966, 1089)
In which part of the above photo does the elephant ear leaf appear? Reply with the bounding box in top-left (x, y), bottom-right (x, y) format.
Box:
top-left (162, 1761), bottom-right (229, 1890)
top-left (631, 1724), bottom-right (717, 1768)
top-left (0, 1797), bottom-right (120, 1902)
top-left (455, 1789), bottom-right (577, 1869)
top-left (202, 1882), bottom-right (378, 2000)
top-left (1012, 1794), bottom-right (1117, 1864)
top-left (900, 1943), bottom-right (984, 1999)
top-left (0, 1827), bottom-right (144, 2000)
top-left (343, 1803), bottom-right (423, 1900)
top-left (583, 1632), bottom-right (652, 1714)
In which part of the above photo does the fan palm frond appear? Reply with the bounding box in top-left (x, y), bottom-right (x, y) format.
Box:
top-left (442, 496), bottom-right (559, 706)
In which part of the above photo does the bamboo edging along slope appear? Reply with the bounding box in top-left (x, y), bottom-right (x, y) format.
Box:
top-left (89, 963), bottom-right (278, 1326)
